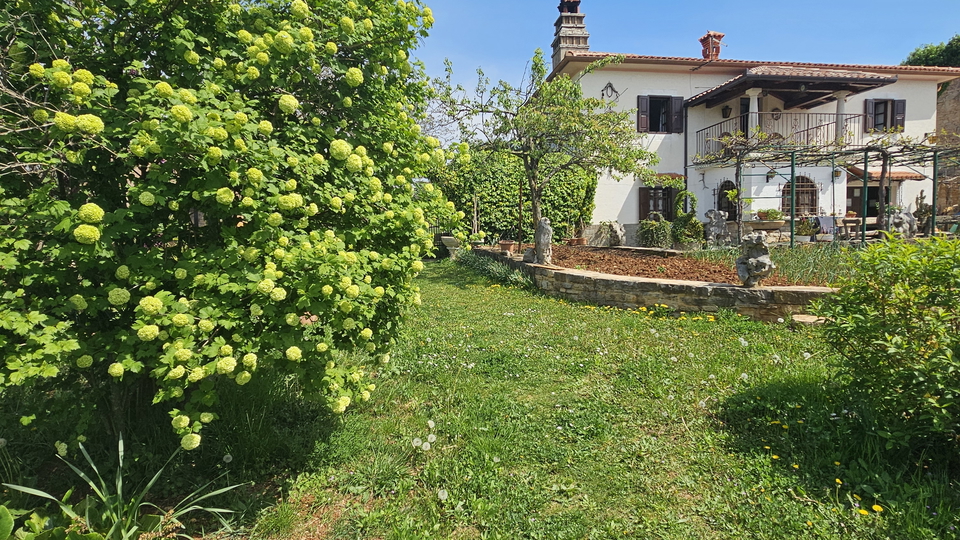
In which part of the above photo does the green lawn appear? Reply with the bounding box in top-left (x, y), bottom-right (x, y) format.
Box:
top-left (249, 260), bottom-right (960, 539)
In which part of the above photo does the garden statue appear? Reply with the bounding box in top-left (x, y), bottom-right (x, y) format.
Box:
top-left (890, 209), bottom-right (918, 238)
top-left (704, 209), bottom-right (731, 247)
top-left (609, 222), bottom-right (627, 246)
top-left (535, 217), bottom-right (554, 264)
top-left (736, 232), bottom-right (776, 287)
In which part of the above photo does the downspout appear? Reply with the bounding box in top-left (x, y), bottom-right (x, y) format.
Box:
top-left (683, 104), bottom-right (689, 194)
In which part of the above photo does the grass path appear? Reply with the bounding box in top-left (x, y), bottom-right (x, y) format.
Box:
top-left (251, 261), bottom-right (958, 539)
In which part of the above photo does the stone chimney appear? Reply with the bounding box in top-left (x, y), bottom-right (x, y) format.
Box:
top-left (552, 0), bottom-right (590, 69)
top-left (699, 31), bottom-right (725, 61)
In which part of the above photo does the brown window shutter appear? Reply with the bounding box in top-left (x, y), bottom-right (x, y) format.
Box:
top-left (638, 187), bottom-right (651, 220)
top-left (670, 96), bottom-right (684, 133)
top-left (637, 95), bottom-right (650, 132)
top-left (893, 100), bottom-right (906, 130)
top-left (864, 99), bottom-right (875, 132)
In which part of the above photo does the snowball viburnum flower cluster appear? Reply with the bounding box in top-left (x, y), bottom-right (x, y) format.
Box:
top-left (278, 95), bottom-right (299, 114)
top-left (73, 224), bottom-right (100, 244)
top-left (344, 67), bottom-right (364, 87)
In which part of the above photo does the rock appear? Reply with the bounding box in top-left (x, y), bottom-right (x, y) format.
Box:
top-left (535, 217), bottom-right (553, 264)
top-left (609, 222), bottom-right (626, 246)
top-left (890, 210), bottom-right (918, 238)
top-left (704, 209), bottom-right (731, 247)
top-left (522, 248), bottom-right (537, 262)
top-left (736, 232), bottom-right (776, 287)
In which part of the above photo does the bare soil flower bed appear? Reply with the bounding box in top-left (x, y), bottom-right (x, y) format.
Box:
top-left (549, 245), bottom-right (794, 286)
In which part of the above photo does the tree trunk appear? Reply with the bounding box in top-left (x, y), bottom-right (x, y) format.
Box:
top-left (735, 158), bottom-right (745, 242)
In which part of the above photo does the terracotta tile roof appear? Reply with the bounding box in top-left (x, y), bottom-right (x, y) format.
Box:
top-left (554, 51), bottom-right (960, 78)
top-left (685, 65), bottom-right (897, 105)
top-left (747, 65), bottom-right (893, 79)
top-left (847, 166), bottom-right (926, 181)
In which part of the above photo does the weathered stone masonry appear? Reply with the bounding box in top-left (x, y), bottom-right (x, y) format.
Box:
top-left (473, 248), bottom-right (834, 322)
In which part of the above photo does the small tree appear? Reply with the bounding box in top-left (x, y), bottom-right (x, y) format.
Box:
top-left (433, 49), bottom-right (658, 247)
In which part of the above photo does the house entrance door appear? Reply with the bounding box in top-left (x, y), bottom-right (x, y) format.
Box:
top-left (846, 186), bottom-right (891, 217)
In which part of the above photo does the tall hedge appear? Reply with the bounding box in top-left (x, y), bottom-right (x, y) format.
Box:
top-left (430, 149), bottom-right (596, 241)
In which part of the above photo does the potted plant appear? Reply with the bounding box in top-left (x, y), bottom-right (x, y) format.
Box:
top-left (498, 238), bottom-right (517, 253)
top-left (563, 219), bottom-right (587, 246)
top-left (468, 231), bottom-right (487, 248)
top-left (755, 208), bottom-right (784, 221)
top-left (793, 218), bottom-right (818, 242)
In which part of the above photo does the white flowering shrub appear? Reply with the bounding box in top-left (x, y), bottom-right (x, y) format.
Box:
top-left (0, 0), bottom-right (459, 450)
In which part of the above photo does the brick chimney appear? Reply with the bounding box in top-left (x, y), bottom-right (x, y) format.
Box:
top-left (552, 0), bottom-right (590, 69)
top-left (699, 31), bottom-right (725, 61)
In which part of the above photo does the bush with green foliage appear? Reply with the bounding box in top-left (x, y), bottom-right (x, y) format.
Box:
top-left (0, 0), bottom-right (462, 451)
top-left (814, 237), bottom-right (960, 449)
top-left (453, 250), bottom-right (533, 290)
top-left (636, 212), bottom-right (672, 248)
top-left (670, 191), bottom-right (704, 246)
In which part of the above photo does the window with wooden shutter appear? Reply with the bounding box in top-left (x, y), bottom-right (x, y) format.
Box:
top-left (893, 99), bottom-right (906, 130)
top-left (637, 95), bottom-right (649, 133)
top-left (863, 99), bottom-right (875, 133)
top-left (670, 96), bottom-right (684, 134)
top-left (638, 95), bottom-right (684, 134)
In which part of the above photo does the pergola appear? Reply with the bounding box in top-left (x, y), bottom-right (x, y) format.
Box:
top-left (693, 134), bottom-right (960, 246)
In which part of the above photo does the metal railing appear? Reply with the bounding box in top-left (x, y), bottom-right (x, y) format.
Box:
top-left (694, 112), bottom-right (865, 163)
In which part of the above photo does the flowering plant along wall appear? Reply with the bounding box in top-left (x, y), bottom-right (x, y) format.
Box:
top-left (0, 0), bottom-right (463, 450)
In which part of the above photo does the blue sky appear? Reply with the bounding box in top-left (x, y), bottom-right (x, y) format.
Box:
top-left (413, 0), bottom-right (960, 87)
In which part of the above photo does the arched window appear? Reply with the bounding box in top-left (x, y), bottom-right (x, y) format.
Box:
top-left (717, 180), bottom-right (738, 221)
top-left (781, 176), bottom-right (819, 216)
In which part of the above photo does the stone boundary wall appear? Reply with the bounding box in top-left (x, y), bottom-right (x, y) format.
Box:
top-left (473, 247), bottom-right (835, 322)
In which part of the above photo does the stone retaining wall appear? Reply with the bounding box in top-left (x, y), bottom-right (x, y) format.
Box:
top-left (473, 248), bottom-right (834, 322)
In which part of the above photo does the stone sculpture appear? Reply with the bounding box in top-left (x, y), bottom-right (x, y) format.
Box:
top-left (704, 209), bottom-right (731, 247)
top-left (736, 232), bottom-right (776, 288)
top-left (890, 210), bottom-right (918, 238)
top-left (608, 222), bottom-right (626, 246)
top-left (534, 217), bottom-right (553, 264)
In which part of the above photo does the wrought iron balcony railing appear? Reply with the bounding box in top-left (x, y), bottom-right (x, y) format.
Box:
top-left (694, 112), bottom-right (865, 164)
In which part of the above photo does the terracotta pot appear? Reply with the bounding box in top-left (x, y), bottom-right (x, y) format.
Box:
top-left (498, 240), bottom-right (516, 253)
top-left (565, 237), bottom-right (587, 246)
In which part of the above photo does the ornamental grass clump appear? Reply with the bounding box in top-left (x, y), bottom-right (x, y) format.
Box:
top-left (814, 237), bottom-right (960, 452)
top-left (0, 0), bottom-right (464, 451)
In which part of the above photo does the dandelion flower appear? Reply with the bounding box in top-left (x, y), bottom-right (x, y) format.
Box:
top-left (858, 509), bottom-right (869, 515)
top-left (872, 505), bottom-right (883, 512)
top-left (437, 489), bottom-right (448, 501)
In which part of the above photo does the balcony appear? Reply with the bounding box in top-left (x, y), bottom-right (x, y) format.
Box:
top-left (694, 112), bottom-right (865, 165)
